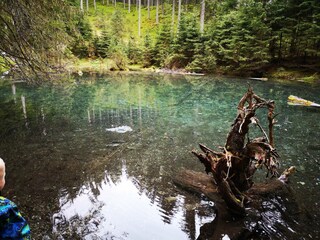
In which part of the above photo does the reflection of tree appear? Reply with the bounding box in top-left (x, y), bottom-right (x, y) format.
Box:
top-left (0, 74), bottom-right (236, 239)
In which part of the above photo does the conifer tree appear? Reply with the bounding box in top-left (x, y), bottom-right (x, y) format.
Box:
top-left (153, 20), bottom-right (174, 66)
top-left (210, 0), bottom-right (270, 71)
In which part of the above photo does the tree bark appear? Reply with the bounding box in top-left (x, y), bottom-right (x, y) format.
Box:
top-left (138, 0), bottom-right (141, 37)
top-left (80, 0), bottom-right (83, 11)
top-left (156, 0), bottom-right (159, 24)
top-left (172, 0), bottom-right (175, 27)
top-left (177, 0), bottom-right (182, 26)
top-left (200, 0), bottom-right (205, 33)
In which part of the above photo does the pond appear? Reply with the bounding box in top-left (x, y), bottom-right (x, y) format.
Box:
top-left (0, 73), bottom-right (319, 239)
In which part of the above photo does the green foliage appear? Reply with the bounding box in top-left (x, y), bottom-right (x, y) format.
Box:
top-left (186, 38), bottom-right (217, 73)
top-left (69, 15), bottom-right (94, 58)
top-left (172, 15), bottom-right (201, 67)
top-left (127, 37), bottom-right (143, 64)
top-left (2, 0), bottom-right (319, 77)
top-left (0, 56), bottom-right (10, 74)
top-left (153, 20), bottom-right (174, 67)
top-left (94, 30), bottom-right (111, 58)
top-left (0, 0), bottom-right (76, 80)
top-left (77, 16), bottom-right (93, 41)
top-left (208, 0), bottom-right (270, 70)
top-left (106, 10), bottom-right (128, 69)
top-left (110, 10), bottom-right (126, 42)
top-left (266, 0), bottom-right (320, 61)
top-left (142, 33), bottom-right (154, 67)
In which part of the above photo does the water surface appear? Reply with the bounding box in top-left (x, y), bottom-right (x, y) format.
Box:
top-left (0, 73), bottom-right (319, 239)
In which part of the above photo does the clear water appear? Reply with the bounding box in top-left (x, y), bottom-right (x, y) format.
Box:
top-left (0, 73), bottom-right (319, 239)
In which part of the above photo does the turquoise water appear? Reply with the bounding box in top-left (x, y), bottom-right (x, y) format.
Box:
top-left (0, 73), bottom-right (319, 239)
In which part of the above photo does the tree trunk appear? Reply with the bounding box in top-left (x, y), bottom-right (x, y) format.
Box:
top-left (147, 0), bottom-right (150, 19)
top-left (200, 0), bottom-right (205, 33)
top-left (128, 0), bottom-right (131, 12)
top-left (156, 0), bottom-right (159, 24)
top-left (161, 0), bottom-right (164, 16)
top-left (138, 0), bottom-right (141, 37)
top-left (177, 0), bottom-right (181, 27)
top-left (86, 0), bottom-right (89, 11)
top-left (80, 0), bottom-right (83, 11)
top-left (172, 0), bottom-right (175, 27)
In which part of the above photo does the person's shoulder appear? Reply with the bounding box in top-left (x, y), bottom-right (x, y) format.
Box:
top-left (0, 196), bottom-right (17, 209)
top-left (0, 196), bottom-right (31, 239)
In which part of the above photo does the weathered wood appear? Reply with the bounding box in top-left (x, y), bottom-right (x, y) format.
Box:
top-left (173, 169), bottom-right (303, 240)
top-left (173, 169), bottom-right (219, 200)
top-left (173, 169), bottom-right (289, 203)
top-left (191, 88), bottom-right (287, 215)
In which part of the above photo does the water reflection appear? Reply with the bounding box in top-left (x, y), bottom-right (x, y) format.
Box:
top-left (0, 74), bottom-right (319, 239)
top-left (53, 161), bottom-right (214, 239)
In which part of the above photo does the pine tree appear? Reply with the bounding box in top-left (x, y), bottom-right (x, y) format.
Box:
top-left (153, 20), bottom-right (174, 67)
top-left (210, 0), bottom-right (270, 71)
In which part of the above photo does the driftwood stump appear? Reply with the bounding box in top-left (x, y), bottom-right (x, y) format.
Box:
top-left (191, 87), bottom-right (294, 215)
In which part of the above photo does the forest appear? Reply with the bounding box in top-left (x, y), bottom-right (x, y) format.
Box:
top-left (0, 0), bottom-right (320, 81)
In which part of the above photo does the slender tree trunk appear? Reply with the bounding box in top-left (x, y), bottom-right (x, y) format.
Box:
top-left (138, 0), bottom-right (141, 37)
top-left (200, 0), bottom-right (205, 33)
top-left (156, 0), bottom-right (159, 24)
top-left (124, 0), bottom-right (126, 8)
top-left (177, 0), bottom-right (181, 27)
top-left (80, 0), bottom-right (84, 11)
top-left (172, 0), bottom-right (175, 27)
top-left (94, 0), bottom-right (96, 10)
top-left (161, 0), bottom-right (164, 16)
top-left (128, 0), bottom-right (131, 12)
top-left (115, 0), bottom-right (117, 7)
top-left (278, 32), bottom-right (283, 62)
top-left (86, 0), bottom-right (89, 11)
top-left (148, 0), bottom-right (150, 19)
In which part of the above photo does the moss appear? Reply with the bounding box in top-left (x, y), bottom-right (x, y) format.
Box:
top-left (266, 65), bottom-right (319, 83)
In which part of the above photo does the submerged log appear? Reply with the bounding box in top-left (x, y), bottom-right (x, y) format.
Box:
top-left (173, 169), bottom-right (307, 240)
top-left (173, 169), bottom-right (293, 206)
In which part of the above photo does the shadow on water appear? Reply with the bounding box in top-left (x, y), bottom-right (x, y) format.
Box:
top-left (0, 73), bottom-right (319, 239)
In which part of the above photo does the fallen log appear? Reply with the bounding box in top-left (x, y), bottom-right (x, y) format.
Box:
top-left (287, 95), bottom-right (320, 107)
top-left (173, 169), bottom-right (308, 240)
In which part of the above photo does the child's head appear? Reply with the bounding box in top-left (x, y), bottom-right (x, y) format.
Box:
top-left (0, 158), bottom-right (6, 191)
